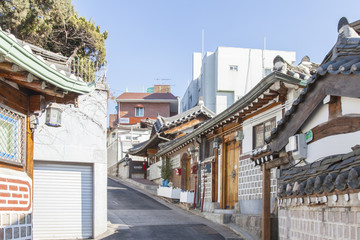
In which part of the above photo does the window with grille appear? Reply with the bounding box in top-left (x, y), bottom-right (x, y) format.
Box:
top-left (0, 106), bottom-right (26, 165)
top-left (253, 118), bottom-right (276, 149)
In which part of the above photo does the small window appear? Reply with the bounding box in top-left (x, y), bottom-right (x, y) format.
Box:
top-left (253, 118), bottom-right (276, 149)
top-left (264, 68), bottom-right (272, 76)
top-left (205, 139), bottom-right (214, 158)
top-left (135, 107), bottom-right (144, 117)
top-left (229, 65), bottom-right (238, 71)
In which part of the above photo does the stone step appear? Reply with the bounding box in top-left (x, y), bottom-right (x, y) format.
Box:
top-left (214, 209), bottom-right (235, 214)
top-left (203, 212), bottom-right (232, 224)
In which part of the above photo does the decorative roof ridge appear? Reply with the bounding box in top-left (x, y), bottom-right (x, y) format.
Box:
top-left (0, 28), bottom-right (94, 94)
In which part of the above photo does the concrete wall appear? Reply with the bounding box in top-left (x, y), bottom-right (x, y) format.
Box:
top-left (33, 84), bottom-right (108, 237)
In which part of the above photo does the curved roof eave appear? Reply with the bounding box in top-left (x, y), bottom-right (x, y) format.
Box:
top-left (0, 30), bottom-right (94, 94)
top-left (156, 72), bottom-right (303, 156)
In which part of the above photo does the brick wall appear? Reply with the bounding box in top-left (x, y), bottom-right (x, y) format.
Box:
top-left (120, 102), bottom-right (170, 118)
top-left (278, 192), bottom-right (360, 240)
top-left (169, 150), bottom-right (198, 191)
top-left (0, 175), bottom-right (32, 240)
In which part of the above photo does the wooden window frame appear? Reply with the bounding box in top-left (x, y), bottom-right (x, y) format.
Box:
top-left (135, 107), bottom-right (144, 117)
top-left (253, 117), bottom-right (276, 149)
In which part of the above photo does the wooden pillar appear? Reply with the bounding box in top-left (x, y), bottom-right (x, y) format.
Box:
top-left (26, 117), bottom-right (34, 179)
top-left (262, 163), bottom-right (271, 240)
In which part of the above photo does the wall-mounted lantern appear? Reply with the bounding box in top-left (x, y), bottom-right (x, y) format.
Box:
top-left (235, 130), bottom-right (244, 142)
top-left (213, 136), bottom-right (222, 149)
top-left (45, 103), bottom-right (62, 127)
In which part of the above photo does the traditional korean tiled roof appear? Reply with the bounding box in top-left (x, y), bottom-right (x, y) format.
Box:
top-left (278, 145), bottom-right (360, 198)
top-left (154, 102), bottom-right (215, 133)
top-left (116, 92), bottom-right (177, 100)
top-left (128, 102), bottom-right (213, 155)
top-left (265, 18), bottom-right (360, 148)
top-left (0, 29), bottom-right (94, 94)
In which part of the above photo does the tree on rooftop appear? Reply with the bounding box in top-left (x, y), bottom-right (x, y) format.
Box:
top-left (0, 0), bottom-right (107, 68)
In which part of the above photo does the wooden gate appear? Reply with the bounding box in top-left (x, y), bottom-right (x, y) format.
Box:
top-left (181, 154), bottom-right (191, 190)
top-left (222, 140), bottom-right (240, 209)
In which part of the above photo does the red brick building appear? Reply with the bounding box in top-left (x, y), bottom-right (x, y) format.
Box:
top-left (113, 92), bottom-right (179, 126)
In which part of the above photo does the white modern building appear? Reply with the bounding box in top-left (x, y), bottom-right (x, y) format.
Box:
top-left (181, 47), bottom-right (296, 114)
top-left (107, 126), bottom-right (151, 167)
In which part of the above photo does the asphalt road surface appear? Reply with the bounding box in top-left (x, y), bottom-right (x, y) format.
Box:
top-left (102, 178), bottom-right (242, 240)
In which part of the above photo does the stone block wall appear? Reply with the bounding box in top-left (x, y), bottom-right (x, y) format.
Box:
top-left (278, 192), bottom-right (360, 240)
top-left (238, 158), bottom-right (277, 200)
top-left (0, 212), bottom-right (32, 240)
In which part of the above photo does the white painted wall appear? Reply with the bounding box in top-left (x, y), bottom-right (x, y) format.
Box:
top-left (306, 131), bottom-right (360, 163)
top-left (341, 97), bottom-right (360, 115)
top-left (242, 104), bottom-right (284, 154)
top-left (181, 47), bottom-right (296, 114)
top-left (300, 96), bottom-right (360, 163)
top-left (301, 104), bottom-right (328, 133)
top-left (34, 84), bottom-right (108, 237)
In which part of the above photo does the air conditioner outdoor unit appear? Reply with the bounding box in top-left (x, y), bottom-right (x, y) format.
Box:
top-left (286, 134), bottom-right (307, 161)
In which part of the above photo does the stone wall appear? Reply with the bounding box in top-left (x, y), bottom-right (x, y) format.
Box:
top-left (278, 192), bottom-right (360, 240)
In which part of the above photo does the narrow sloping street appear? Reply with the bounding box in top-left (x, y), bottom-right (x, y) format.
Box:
top-left (101, 178), bottom-right (242, 240)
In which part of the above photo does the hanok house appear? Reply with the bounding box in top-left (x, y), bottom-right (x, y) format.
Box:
top-left (129, 99), bottom-right (214, 185)
top-left (157, 55), bottom-right (317, 238)
top-left (0, 29), bottom-right (93, 239)
top-left (252, 18), bottom-right (360, 240)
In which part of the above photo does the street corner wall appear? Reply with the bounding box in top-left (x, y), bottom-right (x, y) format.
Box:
top-left (0, 169), bottom-right (32, 240)
top-left (278, 192), bottom-right (360, 240)
top-left (34, 88), bottom-right (108, 164)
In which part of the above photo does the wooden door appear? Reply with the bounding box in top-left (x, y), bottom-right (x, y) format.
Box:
top-left (224, 140), bottom-right (239, 209)
top-left (181, 155), bottom-right (191, 190)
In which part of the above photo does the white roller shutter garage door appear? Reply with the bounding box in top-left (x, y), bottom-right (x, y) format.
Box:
top-left (33, 162), bottom-right (93, 239)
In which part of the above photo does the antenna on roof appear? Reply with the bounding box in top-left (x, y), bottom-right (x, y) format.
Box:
top-left (202, 29), bottom-right (204, 58)
top-left (262, 37), bottom-right (266, 78)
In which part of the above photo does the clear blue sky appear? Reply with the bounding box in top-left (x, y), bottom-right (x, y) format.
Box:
top-left (72, 0), bottom-right (360, 115)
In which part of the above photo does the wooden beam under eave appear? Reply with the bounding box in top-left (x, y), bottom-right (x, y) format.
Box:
top-left (147, 148), bottom-right (158, 155)
top-left (7, 77), bottom-right (66, 98)
top-left (164, 118), bottom-right (201, 135)
top-left (0, 79), bottom-right (28, 114)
